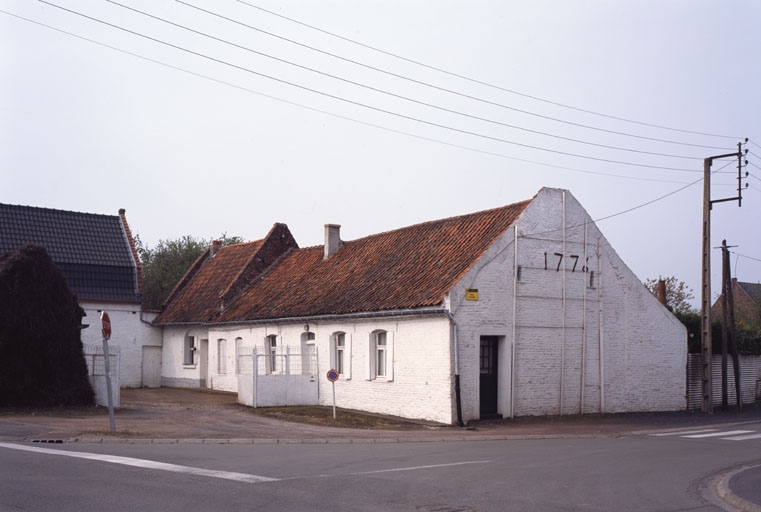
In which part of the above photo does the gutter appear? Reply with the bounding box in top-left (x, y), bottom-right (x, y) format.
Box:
top-left (153, 307), bottom-right (448, 328)
top-left (445, 311), bottom-right (464, 427)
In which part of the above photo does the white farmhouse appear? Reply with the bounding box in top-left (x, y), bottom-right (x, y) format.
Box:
top-left (155, 188), bottom-right (686, 424)
top-left (0, 204), bottom-right (162, 388)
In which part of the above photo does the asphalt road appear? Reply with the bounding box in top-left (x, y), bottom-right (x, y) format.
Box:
top-left (2, 421), bottom-right (761, 511)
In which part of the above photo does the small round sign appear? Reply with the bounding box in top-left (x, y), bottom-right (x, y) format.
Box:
top-left (101, 311), bottom-right (112, 341)
top-left (326, 369), bottom-right (339, 382)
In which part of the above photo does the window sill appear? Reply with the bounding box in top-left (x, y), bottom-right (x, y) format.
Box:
top-left (183, 365), bottom-right (197, 369)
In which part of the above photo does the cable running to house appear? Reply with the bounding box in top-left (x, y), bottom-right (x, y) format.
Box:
top-left (35, 0), bottom-right (704, 173)
top-left (235, 0), bottom-right (741, 141)
top-left (179, 0), bottom-right (731, 151)
top-left (0, 8), bottom-right (695, 185)
top-left (106, 0), bottom-right (701, 161)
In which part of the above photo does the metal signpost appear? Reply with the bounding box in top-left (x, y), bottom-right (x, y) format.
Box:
top-left (327, 369), bottom-right (339, 419)
top-left (100, 311), bottom-right (116, 433)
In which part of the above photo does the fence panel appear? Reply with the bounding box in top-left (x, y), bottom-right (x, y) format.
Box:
top-left (83, 344), bottom-right (120, 407)
top-left (687, 354), bottom-right (761, 410)
top-left (237, 347), bottom-right (318, 407)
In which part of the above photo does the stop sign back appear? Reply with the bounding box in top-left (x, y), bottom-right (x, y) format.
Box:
top-left (101, 311), bottom-right (112, 340)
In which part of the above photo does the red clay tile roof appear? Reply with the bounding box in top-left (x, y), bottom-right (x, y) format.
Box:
top-left (216, 199), bottom-right (531, 322)
top-left (154, 223), bottom-right (298, 324)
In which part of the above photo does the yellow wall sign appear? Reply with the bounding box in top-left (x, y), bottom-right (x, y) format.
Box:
top-left (465, 289), bottom-right (479, 301)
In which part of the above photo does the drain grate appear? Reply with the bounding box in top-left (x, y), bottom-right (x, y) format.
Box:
top-left (31, 439), bottom-right (65, 444)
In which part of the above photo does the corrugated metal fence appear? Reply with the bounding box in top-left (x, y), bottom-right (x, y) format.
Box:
top-left (687, 354), bottom-right (761, 410)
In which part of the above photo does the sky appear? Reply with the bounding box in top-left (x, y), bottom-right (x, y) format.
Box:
top-left (1, 0), bottom-right (760, 308)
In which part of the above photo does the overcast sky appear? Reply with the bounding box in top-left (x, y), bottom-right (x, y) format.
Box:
top-left (2, 0), bottom-right (760, 307)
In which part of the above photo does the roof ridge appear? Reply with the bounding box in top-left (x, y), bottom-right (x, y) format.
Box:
top-left (0, 202), bottom-right (118, 219)
top-left (313, 199), bottom-right (534, 248)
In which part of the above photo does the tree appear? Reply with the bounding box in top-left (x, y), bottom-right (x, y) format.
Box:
top-left (136, 233), bottom-right (243, 310)
top-left (644, 276), bottom-right (696, 315)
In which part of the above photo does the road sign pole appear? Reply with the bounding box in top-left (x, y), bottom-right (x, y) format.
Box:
top-left (332, 381), bottom-right (336, 419)
top-left (101, 312), bottom-right (115, 433)
top-left (326, 369), bottom-right (339, 420)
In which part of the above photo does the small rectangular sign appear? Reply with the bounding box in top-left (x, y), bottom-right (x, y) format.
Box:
top-left (465, 289), bottom-right (479, 301)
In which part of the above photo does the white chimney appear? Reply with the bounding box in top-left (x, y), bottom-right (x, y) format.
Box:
top-left (324, 224), bottom-right (341, 260)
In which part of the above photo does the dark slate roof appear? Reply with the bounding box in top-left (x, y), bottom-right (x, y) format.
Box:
top-left (0, 203), bottom-right (141, 303)
top-left (214, 198), bottom-right (531, 322)
top-left (738, 282), bottom-right (761, 301)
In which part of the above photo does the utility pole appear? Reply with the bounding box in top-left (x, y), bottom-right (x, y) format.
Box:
top-left (719, 239), bottom-right (742, 411)
top-left (700, 140), bottom-right (748, 413)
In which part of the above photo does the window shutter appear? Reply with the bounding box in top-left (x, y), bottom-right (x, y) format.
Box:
top-left (387, 330), bottom-right (394, 382)
top-left (367, 335), bottom-right (374, 380)
top-left (345, 332), bottom-right (352, 380)
top-left (329, 334), bottom-right (336, 371)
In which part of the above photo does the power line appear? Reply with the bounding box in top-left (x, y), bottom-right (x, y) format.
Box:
top-left (107, 0), bottom-right (701, 161)
top-left (732, 252), bottom-right (761, 264)
top-left (749, 139), bottom-right (761, 150)
top-left (0, 8), bottom-right (692, 185)
top-left (235, 0), bottom-right (741, 141)
top-left (36, 0), bottom-right (705, 173)
top-left (179, 1), bottom-right (733, 152)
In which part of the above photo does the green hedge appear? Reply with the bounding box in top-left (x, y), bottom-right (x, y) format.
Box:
top-left (677, 311), bottom-right (761, 356)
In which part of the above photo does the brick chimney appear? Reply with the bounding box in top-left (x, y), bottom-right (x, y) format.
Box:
top-left (657, 279), bottom-right (668, 306)
top-left (324, 224), bottom-right (341, 260)
top-left (210, 239), bottom-right (222, 259)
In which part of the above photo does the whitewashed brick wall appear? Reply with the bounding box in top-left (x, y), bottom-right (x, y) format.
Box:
top-left (203, 317), bottom-right (455, 424)
top-left (450, 188), bottom-right (686, 421)
top-left (80, 302), bottom-right (162, 388)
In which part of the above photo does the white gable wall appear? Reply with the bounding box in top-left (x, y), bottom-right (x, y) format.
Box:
top-left (80, 301), bottom-right (162, 388)
top-left (451, 188), bottom-right (686, 421)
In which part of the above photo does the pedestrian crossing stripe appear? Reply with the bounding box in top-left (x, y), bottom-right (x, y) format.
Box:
top-left (650, 429), bottom-right (717, 436)
top-left (683, 430), bottom-right (754, 438)
top-left (720, 433), bottom-right (761, 441)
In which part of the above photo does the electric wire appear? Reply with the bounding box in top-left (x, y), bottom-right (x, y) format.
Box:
top-left (35, 0), bottom-right (706, 172)
top-left (106, 0), bottom-right (698, 161)
top-left (0, 8), bottom-right (692, 185)
top-left (180, 0), bottom-right (731, 152)
top-left (235, 0), bottom-right (741, 141)
top-left (732, 253), bottom-right (761, 264)
top-left (749, 139), bottom-right (761, 151)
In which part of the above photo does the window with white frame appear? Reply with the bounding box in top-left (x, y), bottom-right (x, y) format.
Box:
top-left (218, 339), bottom-right (227, 374)
top-left (301, 332), bottom-right (316, 375)
top-left (183, 335), bottom-right (195, 365)
top-left (369, 330), bottom-right (392, 380)
top-left (376, 332), bottom-right (387, 377)
top-left (336, 333), bottom-right (345, 375)
top-left (266, 334), bottom-right (277, 374)
top-left (330, 332), bottom-right (351, 379)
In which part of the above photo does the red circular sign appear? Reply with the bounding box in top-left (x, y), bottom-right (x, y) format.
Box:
top-left (326, 369), bottom-right (339, 382)
top-left (101, 311), bottom-right (112, 340)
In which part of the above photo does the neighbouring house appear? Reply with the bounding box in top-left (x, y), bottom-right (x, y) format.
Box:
top-left (0, 203), bottom-right (162, 388)
top-left (154, 188), bottom-right (686, 424)
top-left (711, 279), bottom-right (761, 330)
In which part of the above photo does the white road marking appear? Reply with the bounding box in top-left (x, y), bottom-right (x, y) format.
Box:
top-left (650, 429), bottom-right (718, 436)
top-left (720, 433), bottom-right (761, 441)
top-left (0, 442), bottom-right (277, 483)
top-left (350, 460), bottom-right (491, 476)
top-left (683, 430), bottom-right (754, 439)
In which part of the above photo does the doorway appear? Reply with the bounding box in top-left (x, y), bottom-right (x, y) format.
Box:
top-left (479, 336), bottom-right (500, 419)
